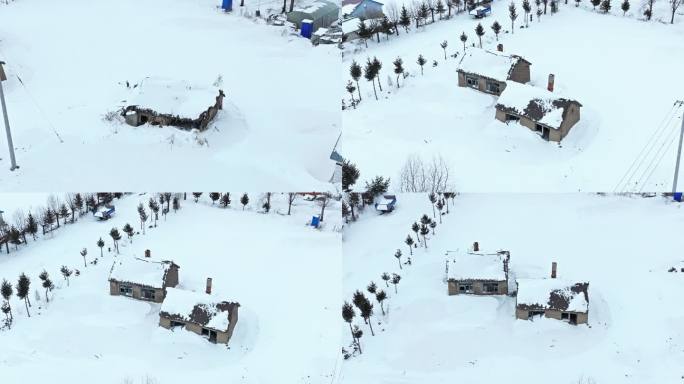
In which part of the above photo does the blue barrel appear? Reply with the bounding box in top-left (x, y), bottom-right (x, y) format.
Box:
top-left (301, 20), bottom-right (314, 39)
top-left (675, 192), bottom-right (683, 202)
top-left (222, 0), bottom-right (233, 11)
top-left (311, 215), bottom-right (320, 228)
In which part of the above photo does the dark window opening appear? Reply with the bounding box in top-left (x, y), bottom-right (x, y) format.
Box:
top-left (119, 285), bottom-right (133, 296)
top-left (528, 310), bottom-right (545, 319)
top-left (505, 114), bottom-right (520, 122)
top-left (141, 288), bottom-right (156, 301)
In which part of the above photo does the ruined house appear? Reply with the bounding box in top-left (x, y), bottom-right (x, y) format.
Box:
top-left (495, 81), bottom-right (582, 142)
top-left (447, 242), bottom-right (510, 295)
top-left (108, 253), bottom-right (179, 303)
top-left (122, 78), bottom-right (225, 131)
top-left (456, 49), bottom-right (531, 95)
top-left (159, 283), bottom-right (240, 345)
top-left (515, 263), bottom-right (589, 325)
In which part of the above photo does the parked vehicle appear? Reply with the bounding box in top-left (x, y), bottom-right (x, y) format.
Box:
top-left (94, 205), bottom-right (115, 220)
top-left (375, 195), bottom-right (397, 213)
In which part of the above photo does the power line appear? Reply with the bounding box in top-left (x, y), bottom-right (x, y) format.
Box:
top-left (615, 101), bottom-right (683, 192)
top-left (614, 102), bottom-right (680, 191)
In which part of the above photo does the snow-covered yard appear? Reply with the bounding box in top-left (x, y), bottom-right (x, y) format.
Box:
top-left (341, 193), bottom-right (684, 383)
top-left (0, 192), bottom-right (342, 384)
top-left (341, 2), bottom-right (684, 192)
top-left (0, 0), bottom-right (339, 191)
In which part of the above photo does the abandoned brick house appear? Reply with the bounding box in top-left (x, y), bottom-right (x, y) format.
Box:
top-left (159, 283), bottom-right (240, 345)
top-left (109, 255), bottom-right (179, 303)
top-left (122, 78), bottom-right (225, 131)
top-left (447, 242), bottom-right (510, 295)
top-left (495, 81), bottom-right (582, 142)
top-left (515, 263), bottom-right (589, 325)
top-left (456, 49), bottom-right (531, 96)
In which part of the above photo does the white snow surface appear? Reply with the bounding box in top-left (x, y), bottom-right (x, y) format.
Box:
top-left (0, 0), bottom-right (339, 191)
top-left (160, 287), bottom-right (234, 332)
top-left (109, 257), bottom-right (174, 288)
top-left (0, 192), bottom-right (342, 384)
top-left (127, 78), bottom-right (220, 119)
top-left (447, 249), bottom-right (507, 281)
top-left (457, 48), bottom-right (523, 82)
top-left (516, 277), bottom-right (589, 313)
top-left (341, 3), bottom-right (684, 191)
top-left (341, 193), bottom-right (684, 384)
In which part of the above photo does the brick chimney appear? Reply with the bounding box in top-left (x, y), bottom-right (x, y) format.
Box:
top-left (547, 74), bottom-right (555, 92)
top-left (206, 278), bottom-right (213, 294)
top-left (551, 262), bottom-right (557, 279)
top-left (473, 242), bottom-right (479, 252)
top-left (497, 43), bottom-right (503, 52)
top-left (144, 249), bottom-right (151, 258)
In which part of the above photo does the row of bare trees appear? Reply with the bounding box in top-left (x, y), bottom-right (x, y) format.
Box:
top-left (342, 193), bottom-right (457, 358)
top-left (0, 193), bottom-right (124, 255)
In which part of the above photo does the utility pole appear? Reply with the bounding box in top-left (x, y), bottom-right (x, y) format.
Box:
top-left (673, 100), bottom-right (684, 194)
top-left (0, 61), bottom-right (18, 171)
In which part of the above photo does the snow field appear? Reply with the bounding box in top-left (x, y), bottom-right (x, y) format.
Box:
top-left (0, 192), bottom-right (342, 384)
top-left (341, 2), bottom-right (684, 192)
top-left (341, 193), bottom-right (684, 383)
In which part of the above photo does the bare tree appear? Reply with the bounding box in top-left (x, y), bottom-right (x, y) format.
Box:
top-left (670, 0), bottom-right (682, 23)
top-left (387, 3), bottom-right (401, 36)
top-left (399, 154), bottom-right (453, 193)
top-left (287, 193), bottom-right (297, 215)
top-left (12, 210), bottom-right (27, 244)
top-left (317, 193), bottom-right (331, 221)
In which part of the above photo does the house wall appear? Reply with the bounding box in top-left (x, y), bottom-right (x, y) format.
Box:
top-left (495, 108), bottom-right (565, 143)
top-left (226, 306), bottom-right (239, 339)
top-left (515, 307), bottom-right (588, 325)
top-left (557, 103), bottom-right (581, 141)
top-left (164, 265), bottom-right (180, 289)
top-left (457, 72), bottom-right (506, 95)
top-left (509, 61), bottom-right (531, 84)
top-left (350, 0), bottom-right (384, 20)
top-left (159, 315), bottom-right (232, 344)
top-left (448, 279), bottom-right (508, 295)
top-left (109, 280), bottom-right (165, 303)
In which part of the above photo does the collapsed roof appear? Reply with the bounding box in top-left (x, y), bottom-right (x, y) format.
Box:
top-left (516, 278), bottom-right (589, 313)
top-left (160, 287), bottom-right (239, 333)
top-left (496, 81), bottom-right (582, 129)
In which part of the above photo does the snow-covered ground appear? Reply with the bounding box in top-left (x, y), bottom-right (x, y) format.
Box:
top-left (0, 192), bottom-right (342, 384)
top-left (341, 193), bottom-right (684, 383)
top-left (0, 0), bottom-right (340, 191)
top-left (341, 2), bottom-right (684, 192)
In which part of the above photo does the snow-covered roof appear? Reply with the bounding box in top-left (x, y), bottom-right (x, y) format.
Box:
top-left (341, 0), bottom-right (383, 15)
top-left (293, 0), bottom-right (339, 15)
top-left (469, 5), bottom-right (488, 14)
top-left (516, 278), bottom-right (589, 313)
top-left (496, 81), bottom-right (581, 130)
top-left (447, 249), bottom-right (509, 281)
top-left (126, 78), bottom-right (220, 119)
top-left (457, 49), bottom-right (529, 83)
top-left (160, 288), bottom-right (239, 333)
top-left (109, 257), bottom-right (177, 288)
top-left (342, 17), bottom-right (363, 34)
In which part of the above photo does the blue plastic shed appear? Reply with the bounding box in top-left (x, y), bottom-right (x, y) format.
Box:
top-left (301, 20), bottom-right (314, 39)
top-left (222, 0), bottom-right (233, 12)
